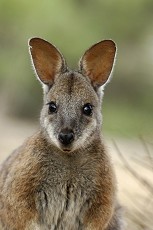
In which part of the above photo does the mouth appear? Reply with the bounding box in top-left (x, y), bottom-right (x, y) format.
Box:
top-left (59, 143), bottom-right (73, 153)
top-left (62, 148), bottom-right (71, 152)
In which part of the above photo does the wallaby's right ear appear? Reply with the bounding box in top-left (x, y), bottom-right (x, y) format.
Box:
top-left (79, 40), bottom-right (116, 88)
top-left (29, 38), bottom-right (66, 86)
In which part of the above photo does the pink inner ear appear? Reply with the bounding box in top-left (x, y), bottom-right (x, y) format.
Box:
top-left (80, 40), bottom-right (116, 87)
top-left (29, 38), bottom-right (65, 85)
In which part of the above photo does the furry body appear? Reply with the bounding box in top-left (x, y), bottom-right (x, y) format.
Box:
top-left (0, 38), bottom-right (123, 229)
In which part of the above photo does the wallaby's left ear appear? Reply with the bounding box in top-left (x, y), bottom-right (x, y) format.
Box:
top-left (79, 40), bottom-right (116, 88)
top-left (29, 37), bottom-right (66, 86)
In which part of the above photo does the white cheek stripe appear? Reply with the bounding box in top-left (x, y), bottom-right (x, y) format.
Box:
top-left (44, 118), bottom-right (60, 148)
top-left (74, 119), bottom-right (97, 150)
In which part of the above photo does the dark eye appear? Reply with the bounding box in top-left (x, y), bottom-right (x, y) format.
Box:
top-left (83, 103), bottom-right (93, 116)
top-left (48, 101), bottom-right (57, 114)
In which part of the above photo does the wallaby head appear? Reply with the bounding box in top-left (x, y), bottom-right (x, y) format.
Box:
top-left (29, 38), bottom-right (116, 152)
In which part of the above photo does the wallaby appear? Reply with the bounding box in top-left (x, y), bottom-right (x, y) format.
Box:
top-left (0, 38), bottom-right (123, 230)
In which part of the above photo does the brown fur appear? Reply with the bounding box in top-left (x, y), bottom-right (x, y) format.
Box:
top-left (0, 38), bottom-right (123, 230)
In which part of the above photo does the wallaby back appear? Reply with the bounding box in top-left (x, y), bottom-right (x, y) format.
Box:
top-left (0, 38), bottom-right (123, 230)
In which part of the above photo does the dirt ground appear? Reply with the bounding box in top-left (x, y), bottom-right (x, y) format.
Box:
top-left (0, 114), bottom-right (153, 229)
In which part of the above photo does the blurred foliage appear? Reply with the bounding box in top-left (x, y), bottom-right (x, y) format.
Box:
top-left (0, 0), bottom-right (153, 136)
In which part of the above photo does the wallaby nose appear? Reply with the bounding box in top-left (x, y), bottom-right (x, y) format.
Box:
top-left (58, 129), bottom-right (74, 146)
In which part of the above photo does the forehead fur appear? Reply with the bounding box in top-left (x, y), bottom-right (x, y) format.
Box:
top-left (46, 71), bottom-right (99, 104)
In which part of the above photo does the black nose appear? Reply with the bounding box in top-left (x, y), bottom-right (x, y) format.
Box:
top-left (58, 129), bottom-right (74, 146)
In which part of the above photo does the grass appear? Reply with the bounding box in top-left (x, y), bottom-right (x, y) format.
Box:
top-left (113, 139), bottom-right (153, 230)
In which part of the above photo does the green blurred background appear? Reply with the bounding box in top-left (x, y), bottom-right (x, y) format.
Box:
top-left (0, 0), bottom-right (153, 137)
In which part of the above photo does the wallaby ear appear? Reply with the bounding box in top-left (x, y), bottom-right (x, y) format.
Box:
top-left (79, 40), bottom-right (116, 88)
top-left (29, 37), bottom-right (66, 86)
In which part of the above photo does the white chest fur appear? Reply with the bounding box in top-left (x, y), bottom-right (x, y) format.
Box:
top-left (35, 180), bottom-right (91, 230)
